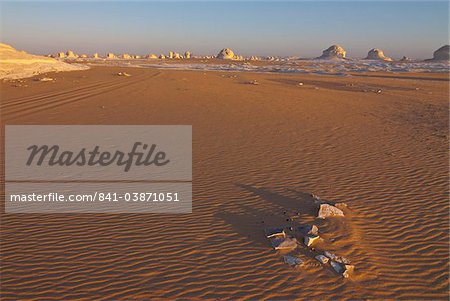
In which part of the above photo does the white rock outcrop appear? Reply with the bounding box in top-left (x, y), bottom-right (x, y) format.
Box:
top-left (217, 48), bottom-right (236, 60)
top-left (122, 53), bottom-right (131, 59)
top-left (399, 56), bottom-right (411, 62)
top-left (66, 50), bottom-right (77, 58)
top-left (366, 48), bottom-right (392, 61)
top-left (93, 53), bottom-right (100, 59)
top-left (317, 204), bottom-right (345, 219)
top-left (184, 51), bottom-right (191, 59)
top-left (433, 45), bottom-right (450, 61)
top-left (107, 53), bottom-right (116, 59)
top-left (0, 43), bottom-right (87, 80)
top-left (318, 45), bottom-right (346, 59)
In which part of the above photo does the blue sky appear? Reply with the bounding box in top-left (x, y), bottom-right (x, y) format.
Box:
top-left (0, 1), bottom-right (448, 59)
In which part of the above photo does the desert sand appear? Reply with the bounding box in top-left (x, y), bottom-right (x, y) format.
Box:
top-left (1, 63), bottom-right (448, 300)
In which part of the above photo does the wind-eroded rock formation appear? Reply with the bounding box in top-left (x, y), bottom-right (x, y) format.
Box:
top-left (318, 45), bottom-right (346, 59)
top-left (366, 48), bottom-right (392, 61)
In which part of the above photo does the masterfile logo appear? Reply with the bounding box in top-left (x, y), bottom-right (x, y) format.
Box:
top-left (5, 125), bottom-right (192, 213)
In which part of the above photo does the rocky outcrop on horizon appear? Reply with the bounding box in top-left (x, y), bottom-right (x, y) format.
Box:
top-left (66, 50), bottom-right (77, 58)
top-left (366, 48), bottom-right (392, 61)
top-left (399, 56), bottom-right (411, 62)
top-left (318, 45), bottom-right (346, 59)
top-left (432, 45), bottom-right (449, 61)
top-left (217, 48), bottom-right (236, 60)
top-left (0, 43), bottom-right (87, 80)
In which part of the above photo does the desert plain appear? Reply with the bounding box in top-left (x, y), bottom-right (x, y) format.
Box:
top-left (1, 49), bottom-right (449, 300)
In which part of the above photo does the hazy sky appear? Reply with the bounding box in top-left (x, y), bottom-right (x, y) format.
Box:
top-left (0, 1), bottom-right (448, 59)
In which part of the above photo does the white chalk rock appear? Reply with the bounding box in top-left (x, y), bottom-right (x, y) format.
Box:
top-left (107, 53), bottom-right (116, 59)
top-left (271, 237), bottom-right (298, 250)
top-left (283, 255), bottom-right (303, 267)
top-left (66, 50), bottom-right (76, 58)
top-left (57, 52), bottom-right (65, 58)
top-left (399, 56), bottom-right (411, 62)
top-left (315, 254), bottom-right (329, 264)
top-left (159, 54), bottom-right (166, 59)
top-left (297, 224), bottom-right (319, 236)
top-left (304, 235), bottom-right (319, 247)
top-left (343, 264), bottom-right (355, 278)
top-left (185, 51), bottom-right (191, 59)
top-left (433, 45), bottom-right (450, 61)
top-left (93, 53), bottom-right (99, 59)
top-left (318, 45), bottom-right (346, 59)
top-left (80, 54), bottom-right (88, 58)
top-left (122, 53), bottom-right (131, 59)
top-left (217, 48), bottom-right (235, 60)
top-left (265, 227), bottom-right (286, 239)
top-left (331, 261), bottom-right (354, 278)
top-left (324, 251), bottom-right (351, 264)
top-left (318, 204), bottom-right (344, 219)
top-left (366, 48), bottom-right (392, 61)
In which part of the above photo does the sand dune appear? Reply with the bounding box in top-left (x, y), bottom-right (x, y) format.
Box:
top-left (1, 66), bottom-right (448, 300)
top-left (0, 43), bottom-right (87, 80)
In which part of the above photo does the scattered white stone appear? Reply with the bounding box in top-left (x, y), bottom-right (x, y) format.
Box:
top-left (283, 255), bottom-right (303, 267)
top-left (343, 264), bottom-right (355, 278)
top-left (330, 260), bottom-right (344, 274)
top-left (35, 77), bottom-right (54, 82)
top-left (315, 254), bottom-right (329, 264)
top-left (248, 80), bottom-right (259, 85)
top-left (324, 251), bottom-right (351, 264)
top-left (331, 261), bottom-right (354, 278)
top-left (271, 237), bottom-right (298, 250)
top-left (297, 224), bottom-right (319, 236)
top-left (317, 204), bottom-right (344, 219)
top-left (117, 72), bottom-right (131, 77)
top-left (265, 227), bottom-right (286, 239)
top-left (304, 235), bottom-right (319, 247)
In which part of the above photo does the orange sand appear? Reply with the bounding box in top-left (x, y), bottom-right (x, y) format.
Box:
top-left (1, 66), bottom-right (449, 300)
